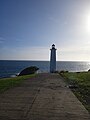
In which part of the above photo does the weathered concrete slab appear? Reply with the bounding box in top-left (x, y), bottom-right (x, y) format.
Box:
top-left (0, 73), bottom-right (90, 120)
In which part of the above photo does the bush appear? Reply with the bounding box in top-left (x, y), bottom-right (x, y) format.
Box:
top-left (60, 70), bottom-right (68, 73)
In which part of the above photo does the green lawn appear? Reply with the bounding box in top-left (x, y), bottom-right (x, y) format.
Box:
top-left (0, 74), bottom-right (35, 93)
top-left (60, 71), bottom-right (90, 113)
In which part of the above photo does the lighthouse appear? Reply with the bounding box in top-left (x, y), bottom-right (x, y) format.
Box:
top-left (50, 44), bottom-right (57, 73)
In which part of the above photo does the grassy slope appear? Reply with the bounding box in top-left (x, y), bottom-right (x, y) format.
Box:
top-left (60, 72), bottom-right (90, 113)
top-left (0, 74), bottom-right (35, 93)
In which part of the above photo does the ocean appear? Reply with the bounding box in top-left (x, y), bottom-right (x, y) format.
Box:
top-left (0, 60), bottom-right (90, 78)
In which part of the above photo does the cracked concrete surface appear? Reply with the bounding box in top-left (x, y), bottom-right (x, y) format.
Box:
top-left (0, 73), bottom-right (90, 120)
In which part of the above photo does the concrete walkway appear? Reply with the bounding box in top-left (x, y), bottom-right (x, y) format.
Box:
top-left (0, 73), bottom-right (90, 120)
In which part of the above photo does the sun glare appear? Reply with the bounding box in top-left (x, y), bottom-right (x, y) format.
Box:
top-left (86, 13), bottom-right (90, 33)
top-left (87, 15), bottom-right (90, 32)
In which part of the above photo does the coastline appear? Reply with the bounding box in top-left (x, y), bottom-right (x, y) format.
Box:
top-left (0, 60), bottom-right (90, 78)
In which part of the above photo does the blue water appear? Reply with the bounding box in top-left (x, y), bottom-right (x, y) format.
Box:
top-left (0, 60), bottom-right (90, 78)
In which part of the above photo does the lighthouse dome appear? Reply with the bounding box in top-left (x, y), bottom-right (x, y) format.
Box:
top-left (52, 44), bottom-right (55, 48)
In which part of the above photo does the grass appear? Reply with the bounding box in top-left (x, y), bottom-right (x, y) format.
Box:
top-left (60, 71), bottom-right (90, 113)
top-left (0, 74), bottom-right (35, 93)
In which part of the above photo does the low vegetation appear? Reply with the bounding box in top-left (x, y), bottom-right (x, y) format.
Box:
top-left (60, 71), bottom-right (90, 113)
top-left (0, 74), bottom-right (35, 93)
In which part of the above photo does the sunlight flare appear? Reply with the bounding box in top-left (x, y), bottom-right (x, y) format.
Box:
top-left (87, 14), bottom-right (90, 32)
top-left (85, 11), bottom-right (90, 33)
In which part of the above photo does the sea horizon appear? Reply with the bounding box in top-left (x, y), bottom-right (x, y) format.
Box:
top-left (0, 60), bottom-right (90, 62)
top-left (0, 60), bottom-right (90, 78)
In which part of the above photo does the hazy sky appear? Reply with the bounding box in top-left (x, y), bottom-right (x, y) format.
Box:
top-left (0, 0), bottom-right (90, 61)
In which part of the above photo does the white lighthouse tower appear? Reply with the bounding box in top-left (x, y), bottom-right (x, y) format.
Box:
top-left (50, 44), bottom-right (57, 73)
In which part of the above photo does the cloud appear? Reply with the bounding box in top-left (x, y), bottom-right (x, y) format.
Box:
top-left (0, 44), bottom-right (90, 61)
top-left (48, 16), bottom-right (59, 23)
top-left (0, 37), bottom-right (5, 43)
top-left (57, 44), bottom-right (90, 61)
top-left (0, 46), bottom-right (50, 60)
top-left (0, 40), bottom-right (3, 43)
top-left (0, 37), bottom-right (5, 40)
top-left (16, 47), bottom-right (50, 60)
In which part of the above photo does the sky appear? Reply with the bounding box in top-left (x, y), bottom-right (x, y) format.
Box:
top-left (0, 0), bottom-right (90, 61)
